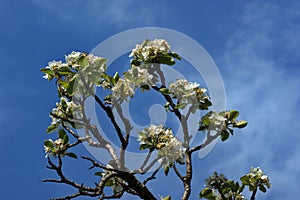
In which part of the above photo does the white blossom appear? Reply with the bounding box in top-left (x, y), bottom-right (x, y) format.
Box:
top-left (65, 51), bottom-right (107, 74)
top-left (158, 137), bottom-right (185, 166)
top-left (42, 74), bottom-right (49, 79)
top-left (65, 51), bottom-right (83, 65)
top-left (248, 167), bottom-right (271, 186)
top-left (111, 78), bottom-right (135, 101)
top-left (125, 66), bottom-right (155, 86)
top-left (54, 138), bottom-right (64, 149)
top-left (129, 39), bottom-right (171, 61)
top-left (169, 79), bottom-right (209, 111)
top-left (50, 97), bottom-right (81, 125)
top-left (44, 140), bottom-right (53, 158)
top-left (261, 175), bottom-right (268, 181)
top-left (111, 66), bottom-right (156, 102)
top-left (208, 112), bottom-right (227, 130)
top-left (138, 125), bottom-right (185, 166)
top-left (47, 61), bottom-right (66, 71)
top-left (250, 167), bottom-right (264, 178)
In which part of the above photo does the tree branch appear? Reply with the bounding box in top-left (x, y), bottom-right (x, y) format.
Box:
top-left (250, 188), bottom-right (257, 200)
top-left (143, 162), bottom-right (163, 185)
top-left (189, 130), bottom-right (220, 154)
top-left (173, 164), bottom-right (184, 181)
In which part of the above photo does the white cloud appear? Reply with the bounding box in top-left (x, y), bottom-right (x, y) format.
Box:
top-left (30, 0), bottom-right (156, 27)
top-left (213, 1), bottom-right (300, 199)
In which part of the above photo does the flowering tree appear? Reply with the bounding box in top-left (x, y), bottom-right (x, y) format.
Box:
top-left (41, 39), bottom-right (271, 200)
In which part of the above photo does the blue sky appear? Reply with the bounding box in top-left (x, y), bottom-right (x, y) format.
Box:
top-left (0, 0), bottom-right (300, 199)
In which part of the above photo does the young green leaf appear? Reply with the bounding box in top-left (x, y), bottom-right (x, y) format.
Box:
top-left (161, 195), bottom-right (172, 200)
top-left (57, 66), bottom-right (73, 75)
top-left (159, 88), bottom-right (172, 95)
top-left (46, 123), bottom-right (59, 133)
top-left (228, 110), bottom-right (239, 121)
top-left (169, 52), bottom-right (181, 60)
top-left (259, 185), bottom-right (267, 193)
top-left (65, 152), bottom-right (78, 159)
top-left (164, 166), bottom-right (169, 176)
top-left (94, 172), bottom-right (103, 176)
top-left (199, 188), bottom-right (216, 200)
top-left (67, 77), bottom-right (76, 96)
top-left (139, 144), bottom-right (148, 150)
top-left (240, 175), bottom-right (251, 185)
top-left (140, 84), bottom-right (150, 91)
top-left (221, 130), bottom-right (230, 142)
top-left (58, 129), bottom-right (67, 139)
top-left (234, 121), bottom-right (248, 128)
top-left (44, 140), bottom-right (54, 149)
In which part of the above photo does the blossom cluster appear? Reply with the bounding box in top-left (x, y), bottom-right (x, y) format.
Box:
top-left (169, 79), bottom-right (210, 112)
top-left (248, 167), bottom-right (270, 185)
top-left (202, 172), bottom-right (245, 200)
top-left (110, 39), bottom-right (180, 102)
top-left (44, 138), bottom-right (65, 158)
top-left (65, 51), bottom-right (107, 73)
top-left (129, 39), bottom-right (171, 62)
top-left (42, 51), bottom-right (107, 92)
top-left (138, 125), bottom-right (185, 166)
top-left (42, 61), bottom-right (68, 80)
top-left (207, 111), bottom-right (227, 131)
top-left (47, 97), bottom-right (81, 133)
top-left (111, 66), bottom-right (156, 102)
top-left (240, 167), bottom-right (271, 193)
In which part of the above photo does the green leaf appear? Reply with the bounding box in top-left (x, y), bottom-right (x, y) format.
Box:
top-left (161, 195), bottom-right (172, 200)
top-left (202, 116), bottom-right (210, 126)
top-left (176, 157), bottom-right (185, 165)
top-left (44, 140), bottom-right (54, 149)
top-left (46, 123), bottom-right (59, 133)
top-left (259, 185), bottom-right (267, 193)
top-left (131, 59), bottom-right (140, 66)
top-left (101, 73), bottom-right (109, 81)
top-left (199, 98), bottom-right (212, 110)
top-left (175, 103), bottom-right (187, 109)
top-left (140, 84), bottom-right (150, 91)
top-left (67, 77), bottom-right (76, 96)
top-left (95, 172), bottom-right (103, 176)
top-left (58, 129), bottom-right (66, 139)
top-left (58, 66), bottom-right (73, 75)
top-left (132, 67), bottom-right (139, 77)
top-left (113, 185), bottom-right (123, 194)
top-left (104, 94), bottom-right (112, 103)
top-left (63, 134), bottom-right (69, 145)
top-left (58, 80), bottom-right (68, 90)
top-left (157, 53), bottom-right (175, 65)
top-left (228, 110), bottom-right (239, 121)
top-left (78, 56), bottom-right (89, 66)
top-left (65, 152), bottom-right (78, 159)
top-left (123, 72), bottom-right (133, 81)
top-left (169, 52), bottom-right (181, 60)
top-left (198, 125), bottom-right (206, 131)
top-left (58, 129), bottom-right (69, 145)
top-left (221, 130), bottom-right (230, 142)
top-left (159, 88), bottom-right (172, 95)
top-left (234, 121), bottom-right (248, 128)
top-left (240, 175), bottom-right (251, 185)
top-left (41, 68), bottom-right (53, 74)
top-left (113, 72), bottom-right (119, 83)
top-left (61, 98), bottom-right (68, 111)
top-left (105, 179), bottom-right (114, 186)
top-left (164, 166), bottom-right (169, 176)
top-left (199, 188), bottom-right (216, 199)
top-left (139, 144), bottom-right (148, 150)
